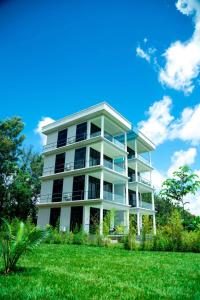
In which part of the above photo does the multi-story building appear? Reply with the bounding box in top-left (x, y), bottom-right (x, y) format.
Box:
top-left (37, 102), bottom-right (156, 236)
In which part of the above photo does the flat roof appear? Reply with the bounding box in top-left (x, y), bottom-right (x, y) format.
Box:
top-left (42, 102), bottom-right (132, 134)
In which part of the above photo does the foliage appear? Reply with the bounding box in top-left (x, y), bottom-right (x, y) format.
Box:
top-left (0, 117), bottom-right (43, 222)
top-left (124, 215), bottom-right (137, 250)
top-left (72, 226), bottom-right (88, 245)
top-left (140, 215), bottom-right (151, 250)
top-left (160, 165), bottom-right (200, 210)
top-left (0, 218), bottom-right (46, 274)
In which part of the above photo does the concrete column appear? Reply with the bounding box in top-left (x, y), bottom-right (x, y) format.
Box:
top-left (110, 211), bottom-right (115, 229)
top-left (85, 174), bottom-right (89, 200)
top-left (99, 204), bottom-right (104, 235)
top-left (124, 131), bottom-right (127, 151)
top-left (135, 161), bottom-right (138, 182)
top-left (137, 212), bottom-right (140, 236)
top-left (149, 152), bottom-right (152, 166)
top-left (125, 181), bottom-right (129, 205)
top-left (100, 170), bottom-right (104, 199)
top-left (134, 139), bottom-right (138, 158)
top-left (112, 183), bottom-right (115, 201)
top-left (151, 191), bottom-right (155, 210)
top-left (125, 155), bottom-right (128, 176)
top-left (86, 146), bottom-right (90, 168)
top-left (100, 141), bottom-right (104, 166)
top-left (136, 185), bottom-right (139, 207)
top-left (60, 207), bottom-right (71, 232)
top-left (37, 208), bottom-right (50, 228)
top-left (124, 210), bottom-right (129, 233)
top-left (101, 115), bottom-right (105, 138)
top-left (153, 214), bottom-right (156, 235)
top-left (83, 205), bottom-right (90, 233)
top-left (87, 120), bottom-right (91, 139)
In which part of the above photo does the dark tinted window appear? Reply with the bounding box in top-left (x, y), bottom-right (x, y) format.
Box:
top-left (52, 179), bottom-right (63, 202)
top-left (127, 146), bottom-right (135, 159)
top-left (129, 190), bottom-right (136, 207)
top-left (88, 176), bottom-right (100, 199)
top-left (70, 206), bottom-right (83, 231)
top-left (55, 153), bottom-right (65, 173)
top-left (74, 147), bottom-right (86, 169)
top-left (90, 148), bottom-right (100, 166)
top-left (50, 208), bottom-right (61, 227)
top-left (76, 122), bottom-right (87, 142)
top-left (72, 175), bottom-right (85, 200)
top-left (57, 129), bottom-right (67, 148)
top-left (90, 123), bottom-right (101, 137)
top-left (104, 154), bottom-right (113, 169)
top-left (104, 181), bottom-right (113, 200)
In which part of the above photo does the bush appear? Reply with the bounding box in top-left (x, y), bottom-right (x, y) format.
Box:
top-left (124, 216), bottom-right (137, 250)
top-left (0, 218), bottom-right (46, 274)
top-left (72, 227), bottom-right (88, 245)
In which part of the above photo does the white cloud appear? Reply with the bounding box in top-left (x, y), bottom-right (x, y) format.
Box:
top-left (159, 0), bottom-right (200, 94)
top-left (167, 147), bottom-right (197, 176)
top-left (136, 46), bottom-right (150, 62)
top-left (138, 96), bottom-right (174, 145)
top-left (35, 117), bottom-right (55, 145)
top-left (152, 169), bottom-right (166, 191)
top-left (169, 103), bottom-right (200, 145)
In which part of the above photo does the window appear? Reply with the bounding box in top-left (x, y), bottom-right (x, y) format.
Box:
top-left (49, 208), bottom-right (61, 227)
top-left (74, 147), bottom-right (86, 169)
top-left (70, 206), bottom-right (83, 231)
top-left (76, 122), bottom-right (87, 142)
top-left (90, 148), bottom-right (100, 166)
top-left (129, 190), bottom-right (136, 207)
top-left (90, 123), bottom-right (101, 137)
top-left (104, 154), bottom-right (113, 169)
top-left (57, 129), bottom-right (68, 148)
top-left (104, 181), bottom-right (113, 200)
top-left (88, 176), bottom-right (100, 199)
top-left (72, 175), bottom-right (85, 200)
top-left (54, 153), bottom-right (65, 173)
top-left (52, 179), bottom-right (63, 202)
top-left (127, 146), bottom-right (135, 159)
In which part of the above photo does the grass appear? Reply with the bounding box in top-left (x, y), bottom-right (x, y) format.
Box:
top-left (0, 244), bottom-right (200, 300)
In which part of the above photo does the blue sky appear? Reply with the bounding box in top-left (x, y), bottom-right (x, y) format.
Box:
top-left (0, 0), bottom-right (200, 213)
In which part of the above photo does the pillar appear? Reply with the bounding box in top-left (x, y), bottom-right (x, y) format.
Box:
top-left (101, 115), bottom-right (104, 138)
top-left (153, 214), bottom-right (156, 235)
top-left (83, 206), bottom-right (90, 233)
top-left (99, 204), bottom-right (104, 235)
top-left (124, 210), bottom-right (129, 233)
top-left (60, 207), bottom-right (71, 232)
top-left (137, 212), bottom-right (140, 236)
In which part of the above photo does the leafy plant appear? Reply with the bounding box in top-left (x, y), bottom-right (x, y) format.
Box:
top-left (0, 218), bottom-right (46, 274)
top-left (124, 216), bottom-right (137, 250)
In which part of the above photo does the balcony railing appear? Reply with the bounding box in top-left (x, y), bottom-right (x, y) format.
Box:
top-left (128, 154), bottom-right (151, 166)
top-left (43, 159), bottom-right (126, 176)
top-left (129, 198), bottom-right (153, 210)
top-left (43, 130), bottom-right (125, 152)
top-left (129, 175), bottom-right (151, 187)
top-left (39, 190), bottom-right (125, 204)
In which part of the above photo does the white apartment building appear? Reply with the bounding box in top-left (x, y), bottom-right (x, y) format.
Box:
top-left (37, 102), bottom-right (156, 236)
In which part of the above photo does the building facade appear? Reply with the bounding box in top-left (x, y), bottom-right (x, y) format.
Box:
top-left (37, 102), bottom-right (156, 235)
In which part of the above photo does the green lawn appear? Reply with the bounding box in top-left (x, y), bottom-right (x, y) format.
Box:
top-left (0, 244), bottom-right (200, 300)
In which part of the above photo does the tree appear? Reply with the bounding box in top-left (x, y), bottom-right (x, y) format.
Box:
top-left (160, 165), bottom-right (200, 211)
top-left (0, 117), bottom-right (43, 222)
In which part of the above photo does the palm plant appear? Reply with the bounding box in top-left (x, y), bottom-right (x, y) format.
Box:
top-left (0, 218), bottom-right (46, 274)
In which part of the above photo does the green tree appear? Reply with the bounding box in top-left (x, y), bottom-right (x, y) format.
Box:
top-left (0, 118), bottom-right (43, 222)
top-left (160, 165), bottom-right (200, 211)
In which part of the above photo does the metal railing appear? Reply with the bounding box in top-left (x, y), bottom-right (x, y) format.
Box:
top-left (39, 190), bottom-right (125, 203)
top-left (129, 175), bottom-right (151, 186)
top-left (128, 153), bottom-right (151, 165)
top-left (43, 131), bottom-right (101, 152)
top-left (43, 130), bottom-right (125, 152)
top-left (43, 158), bottom-right (126, 176)
top-left (129, 198), bottom-right (153, 210)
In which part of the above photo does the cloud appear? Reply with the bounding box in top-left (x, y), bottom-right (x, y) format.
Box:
top-left (136, 46), bottom-right (150, 62)
top-left (152, 169), bottom-right (166, 191)
top-left (35, 117), bottom-right (55, 145)
top-left (159, 0), bottom-right (200, 94)
top-left (138, 96), bottom-right (174, 145)
top-left (169, 103), bottom-right (200, 145)
top-left (167, 147), bottom-right (197, 176)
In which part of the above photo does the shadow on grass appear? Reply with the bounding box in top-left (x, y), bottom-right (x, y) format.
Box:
top-left (0, 266), bottom-right (41, 276)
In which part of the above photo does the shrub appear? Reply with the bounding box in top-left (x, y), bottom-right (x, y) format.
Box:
top-left (141, 215), bottom-right (151, 250)
top-left (164, 210), bottom-right (183, 251)
top-left (72, 226), bottom-right (88, 245)
top-left (0, 218), bottom-right (46, 274)
top-left (152, 229), bottom-right (171, 251)
top-left (124, 216), bottom-right (137, 250)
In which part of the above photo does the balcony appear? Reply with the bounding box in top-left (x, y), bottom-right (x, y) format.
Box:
top-left (39, 190), bottom-right (125, 204)
top-left (128, 153), bottom-right (151, 166)
top-left (129, 198), bottom-right (153, 210)
top-left (42, 159), bottom-right (126, 176)
top-left (129, 175), bottom-right (151, 187)
top-left (43, 131), bottom-right (125, 153)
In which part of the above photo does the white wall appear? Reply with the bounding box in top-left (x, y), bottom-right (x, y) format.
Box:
top-left (68, 125), bottom-right (76, 140)
top-left (37, 208), bottom-right (50, 228)
top-left (65, 149), bottom-right (75, 165)
top-left (63, 176), bottom-right (73, 194)
top-left (40, 180), bottom-right (53, 202)
top-left (60, 207), bottom-right (71, 231)
top-left (43, 154), bottom-right (55, 170)
top-left (46, 132), bottom-right (57, 145)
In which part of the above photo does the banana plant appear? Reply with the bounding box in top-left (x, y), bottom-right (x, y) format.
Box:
top-left (0, 218), bottom-right (46, 274)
